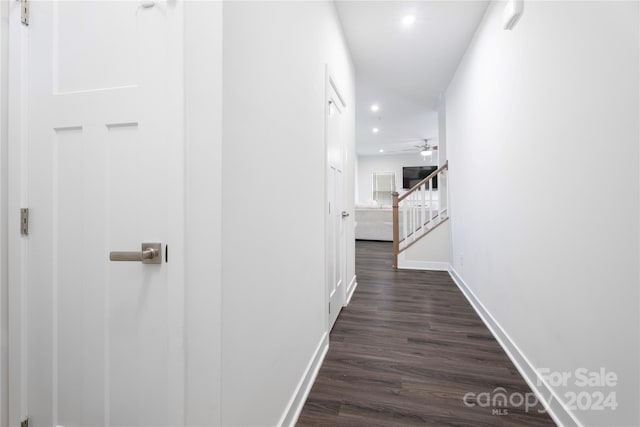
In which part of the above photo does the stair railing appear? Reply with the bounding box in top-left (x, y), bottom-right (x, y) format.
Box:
top-left (392, 160), bottom-right (449, 268)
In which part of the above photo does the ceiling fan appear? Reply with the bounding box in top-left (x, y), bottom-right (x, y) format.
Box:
top-left (414, 138), bottom-right (438, 156)
top-left (386, 138), bottom-right (438, 156)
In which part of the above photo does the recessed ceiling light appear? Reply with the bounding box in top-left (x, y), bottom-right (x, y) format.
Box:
top-left (372, 128), bottom-right (379, 133)
top-left (371, 104), bottom-right (379, 112)
top-left (379, 149), bottom-right (384, 153)
top-left (402, 15), bottom-right (416, 26)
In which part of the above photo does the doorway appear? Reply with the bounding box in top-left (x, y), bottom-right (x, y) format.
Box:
top-left (8, 2), bottom-right (186, 425)
top-left (326, 73), bottom-right (347, 330)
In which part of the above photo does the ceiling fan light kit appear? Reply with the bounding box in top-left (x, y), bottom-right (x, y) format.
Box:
top-left (414, 138), bottom-right (437, 156)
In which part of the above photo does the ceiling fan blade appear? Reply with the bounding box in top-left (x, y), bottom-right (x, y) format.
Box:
top-left (383, 148), bottom-right (419, 153)
top-left (397, 137), bottom-right (439, 143)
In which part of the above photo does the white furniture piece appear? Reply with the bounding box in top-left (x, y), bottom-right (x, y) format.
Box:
top-left (355, 206), bottom-right (394, 241)
top-left (355, 195), bottom-right (440, 242)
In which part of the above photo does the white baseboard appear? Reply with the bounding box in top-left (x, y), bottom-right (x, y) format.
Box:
top-left (448, 268), bottom-right (582, 427)
top-left (279, 332), bottom-right (329, 427)
top-left (397, 258), bottom-right (449, 271)
top-left (345, 275), bottom-right (357, 305)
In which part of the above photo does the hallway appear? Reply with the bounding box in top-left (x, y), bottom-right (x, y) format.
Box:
top-left (298, 241), bottom-right (555, 426)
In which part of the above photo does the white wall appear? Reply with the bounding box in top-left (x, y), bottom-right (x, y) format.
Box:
top-left (399, 221), bottom-right (450, 271)
top-left (447, 2), bottom-right (639, 426)
top-left (184, 2), bottom-right (222, 425)
top-left (357, 153), bottom-right (438, 206)
top-left (0, 1), bottom-right (8, 425)
top-left (222, 2), bottom-right (355, 425)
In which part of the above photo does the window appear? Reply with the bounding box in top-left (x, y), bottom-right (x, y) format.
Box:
top-left (372, 172), bottom-right (395, 206)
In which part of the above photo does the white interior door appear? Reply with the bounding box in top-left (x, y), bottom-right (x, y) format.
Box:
top-left (326, 80), bottom-right (346, 330)
top-left (10, 1), bottom-right (184, 426)
top-left (327, 166), bottom-right (345, 329)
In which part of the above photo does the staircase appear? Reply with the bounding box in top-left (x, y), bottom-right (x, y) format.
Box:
top-left (392, 160), bottom-right (449, 268)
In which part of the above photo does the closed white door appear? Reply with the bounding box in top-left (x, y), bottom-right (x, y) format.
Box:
top-left (326, 80), bottom-right (346, 330)
top-left (327, 166), bottom-right (345, 329)
top-left (10, 1), bottom-right (185, 426)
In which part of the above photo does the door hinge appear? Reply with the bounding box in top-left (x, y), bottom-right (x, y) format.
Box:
top-left (20, 0), bottom-right (29, 26)
top-left (20, 417), bottom-right (29, 427)
top-left (20, 208), bottom-right (29, 236)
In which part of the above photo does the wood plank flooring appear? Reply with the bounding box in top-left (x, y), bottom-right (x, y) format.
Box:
top-left (297, 241), bottom-right (555, 426)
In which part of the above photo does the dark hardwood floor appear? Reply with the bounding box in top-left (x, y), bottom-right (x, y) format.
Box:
top-left (297, 241), bottom-right (555, 426)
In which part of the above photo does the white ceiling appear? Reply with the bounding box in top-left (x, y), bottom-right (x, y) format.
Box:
top-left (334, 1), bottom-right (489, 156)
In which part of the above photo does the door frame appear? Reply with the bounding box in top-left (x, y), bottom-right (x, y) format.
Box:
top-left (1, 1), bottom-right (9, 425)
top-left (7, 0), bottom-right (28, 423)
top-left (324, 67), bottom-right (347, 332)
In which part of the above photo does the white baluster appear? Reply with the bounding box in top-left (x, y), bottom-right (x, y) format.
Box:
top-left (407, 195), bottom-right (411, 241)
top-left (428, 178), bottom-right (433, 229)
top-left (402, 200), bottom-right (408, 244)
top-left (409, 194), bottom-right (413, 241)
top-left (421, 184), bottom-right (426, 234)
top-left (412, 192), bottom-right (417, 240)
top-left (416, 193), bottom-right (420, 232)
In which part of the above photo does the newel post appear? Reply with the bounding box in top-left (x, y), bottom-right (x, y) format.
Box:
top-left (392, 191), bottom-right (399, 269)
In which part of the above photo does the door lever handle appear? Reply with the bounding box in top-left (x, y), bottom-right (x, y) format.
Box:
top-left (341, 211), bottom-right (350, 218)
top-left (110, 243), bottom-right (162, 264)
